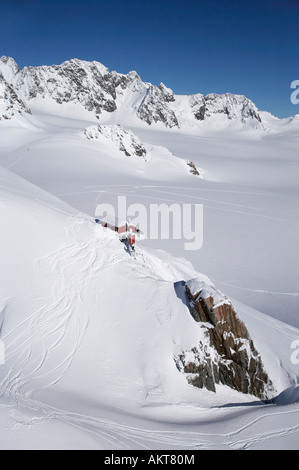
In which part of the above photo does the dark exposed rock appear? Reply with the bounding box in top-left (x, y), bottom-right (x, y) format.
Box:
top-left (159, 82), bottom-right (176, 102)
top-left (187, 161), bottom-right (200, 176)
top-left (102, 99), bottom-right (117, 113)
top-left (194, 105), bottom-right (206, 121)
top-left (137, 86), bottom-right (179, 128)
top-left (83, 124), bottom-right (147, 159)
top-left (176, 279), bottom-right (274, 400)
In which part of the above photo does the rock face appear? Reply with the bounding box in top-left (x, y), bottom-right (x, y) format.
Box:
top-left (0, 55), bottom-right (265, 130)
top-left (137, 85), bottom-right (179, 128)
top-left (176, 279), bottom-right (274, 400)
top-left (15, 59), bottom-right (119, 116)
top-left (187, 161), bottom-right (201, 176)
top-left (0, 72), bottom-right (31, 120)
top-left (83, 124), bottom-right (147, 159)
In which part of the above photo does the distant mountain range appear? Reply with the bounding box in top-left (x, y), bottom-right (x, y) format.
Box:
top-left (0, 55), bottom-right (267, 129)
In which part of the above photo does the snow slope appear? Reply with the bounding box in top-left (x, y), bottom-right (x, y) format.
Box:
top-left (0, 56), bottom-right (299, 449)
top-left (0, 166), bottom-right (299, 450)
top-left (0, 106), bottom-right (297, 327)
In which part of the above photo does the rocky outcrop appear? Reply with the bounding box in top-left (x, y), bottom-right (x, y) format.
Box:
top-left (159, 82), bottom-right (176, 102)
top-left (176, 279), bottom-right (274, 400)
top-left (187, 161), bottom-right (200, 176)
top-left (83, 124), bottom-right (147, 159)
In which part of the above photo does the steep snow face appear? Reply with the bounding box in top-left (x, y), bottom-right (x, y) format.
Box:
top-left (0, 167), bottom-right (254, 418)
top-left (83, 124), bottom-right (147, 158)
top-left (0, 167), bottom-right (292, 405)
top-left (0, 73), bottom-right (32, 121)
top-left (0, 55), bottom-right (265, 130)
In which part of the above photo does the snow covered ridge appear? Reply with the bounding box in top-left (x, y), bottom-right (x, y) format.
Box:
top-left (176, 279), bottom-right (274, 400)
top-left (0, 55), bottom-right (265, 129)
top-left (83, 124), bottom-right (147, 158)
top-left (83, 123), bottom-right (203, 177)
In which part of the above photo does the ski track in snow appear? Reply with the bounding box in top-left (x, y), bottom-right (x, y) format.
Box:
top-left (1, 214), bottom-right (123, 398)
top-left (0, 210), bottom-right (298, 449)
top-left (5, 147), bottom-right (30, 170)
top-left (0, 151), bottom-right (299, 444)
top-left (0, 184), bottom-right (298, 447)
top-left (1, 387), bottom-right (299, 449)
top-left (57, 184), bottom-right (294, 223)
top-left (55, 184), bottom-right (299, 324)
top-left (0, 64), bottom-right (299, 450)
top-left (214, 279), bottom-right (299, 298)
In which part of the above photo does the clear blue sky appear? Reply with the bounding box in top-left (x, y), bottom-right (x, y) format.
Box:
top-left (1, 0), bottom-right (298, 117)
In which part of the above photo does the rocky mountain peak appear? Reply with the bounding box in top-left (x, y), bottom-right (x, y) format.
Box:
top-left (0, 56), bottom-right (265, 130)
top-left (159, 82), bottom-right (176, 102)
top-left (126, 70), bottom-right (142, 82)
top-left (0, 56), bottom-right (20, 83)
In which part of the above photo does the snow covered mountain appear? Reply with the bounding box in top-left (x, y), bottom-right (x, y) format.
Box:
top-left (0, 56), bottom-right (264, 129)
top-left (0, 55), bottom-right (299, 449)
